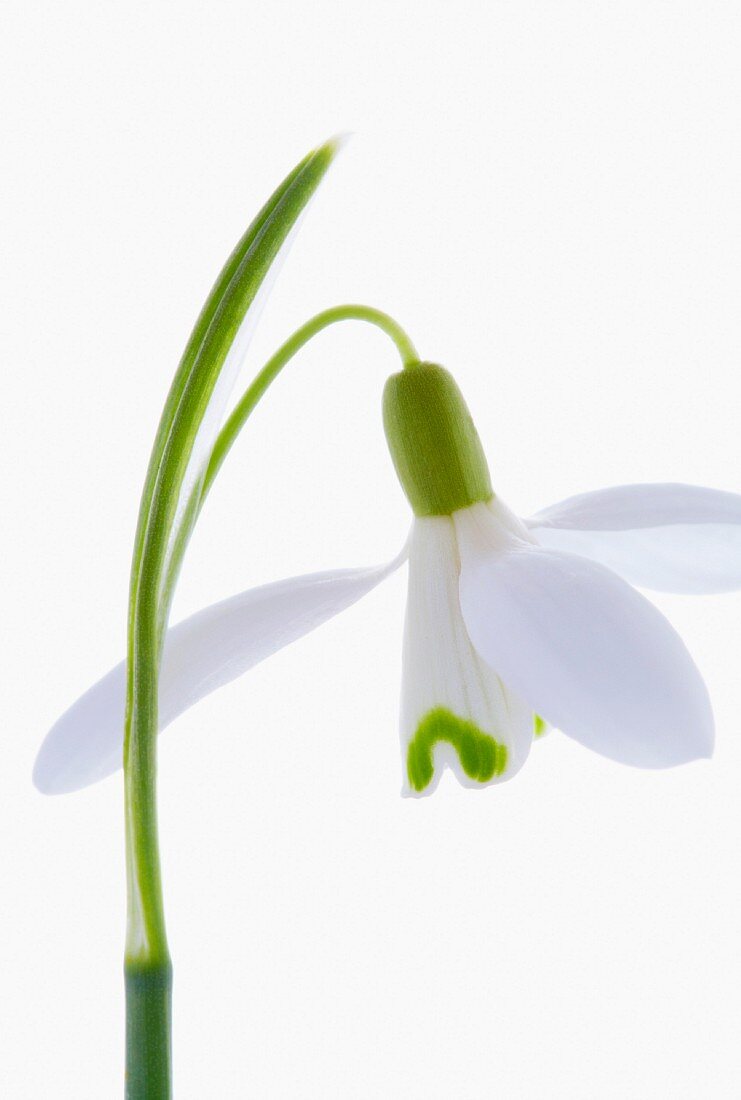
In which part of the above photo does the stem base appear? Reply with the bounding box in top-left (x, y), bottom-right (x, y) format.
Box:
top-left (125, 960), bottom-right (173, 1099)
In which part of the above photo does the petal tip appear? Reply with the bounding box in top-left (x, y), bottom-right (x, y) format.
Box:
top-left (401, 783), bottom-right (433, 800)
top-left (32, 754), bottom-right (60, 796)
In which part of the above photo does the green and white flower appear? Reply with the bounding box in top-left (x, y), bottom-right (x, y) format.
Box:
top-left (36, 136), bottom-right (741, 1100)
top-left (35, 360), bottom-right (741, 798)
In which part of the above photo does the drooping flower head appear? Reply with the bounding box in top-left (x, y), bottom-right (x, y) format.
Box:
top-left (36, 354), bottom-right (741, 798)
top-left (40, 138), bottom-right (739, 1100)
top-left (384, 361), bottom-right (720, 793)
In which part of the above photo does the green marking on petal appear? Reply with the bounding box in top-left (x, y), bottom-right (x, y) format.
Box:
top-left (533, 714), bottom-right (548, 738)
top-left (407, 707), bottom-right (508, 792)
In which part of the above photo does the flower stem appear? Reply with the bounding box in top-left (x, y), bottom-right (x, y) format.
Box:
top-left (125, 961), bottom-right (173, 1098)
top-left (124, 513), bottom-right (173, 1097)
top-left (128, 302), bottom-right (415, 1095)
top-left (203, 304), bottom-right (419, 495)
top-left (158, 304), bottom-right (418, 616)
top-left (121, 141), bottom-right (354, 1099)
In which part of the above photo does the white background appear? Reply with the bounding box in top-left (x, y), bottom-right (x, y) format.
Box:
top-left (3, 2), bottom-right (741, 1097)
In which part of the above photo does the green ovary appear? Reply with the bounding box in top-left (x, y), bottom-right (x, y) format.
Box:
top-left (407, 707), bottom-right (508, 792)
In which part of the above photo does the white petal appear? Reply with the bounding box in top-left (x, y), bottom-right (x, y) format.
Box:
top-left (528, 483), bottom-right (741, 593)
top-left (454, 502), bottom-right (714, 768)
top-left (34, 553), bottom-right (405, 795)
top-left (401, 516), bottom-right (532, 797)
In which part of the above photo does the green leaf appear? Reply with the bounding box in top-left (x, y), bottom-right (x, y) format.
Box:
top-left (129, 137), bottom-right (342, 643)
top-left (122, 138), bottom-right (342, 1096)
top-left (123, 138), bottom-right (342, 970)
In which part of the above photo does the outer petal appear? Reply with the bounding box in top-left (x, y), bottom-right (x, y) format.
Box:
top-left (527, 483), bottom-right (741, 593)
top-left (35, 553), bottom-right (405, 795)
top-left (401, 515), bottom-right (532, 797)
top-left (454, 502), bottom-right (714, 768)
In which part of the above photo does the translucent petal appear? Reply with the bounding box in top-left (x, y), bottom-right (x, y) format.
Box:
top-left (34, 554), bottom-right (404, 795)
top-left (528, 483), bottom-right (741, 593)
top-left (454, 503), bottom-right (714, 768)
top-left (401, 516), bottom-right (532, 797)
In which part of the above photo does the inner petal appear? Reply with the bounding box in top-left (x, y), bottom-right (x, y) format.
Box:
top-left (401, 514), bottom-right (532, 797)
top-left (406, 707), bottom-right (510, 792)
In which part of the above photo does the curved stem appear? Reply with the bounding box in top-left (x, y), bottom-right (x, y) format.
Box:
top-left (158, 305), bottom-right (417, 621)
top-left (120, 141), bottom-right (361, 1097)
top-left (125, 303), bottom-right (414, 1092)
top-left (204, 304), bottom-right (418, 496)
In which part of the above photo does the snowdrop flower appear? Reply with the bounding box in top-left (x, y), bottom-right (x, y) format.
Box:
top-left (37, 137), bottom-right (740, 1100)
top-left (35, 361), bottom-right (741, 798)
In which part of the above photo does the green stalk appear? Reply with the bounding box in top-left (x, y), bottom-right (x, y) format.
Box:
top-left (134, 305), bottom-right (414, 1093)
top-left (123, 139), bottom-right (341, 1098)
top-left (206, 305), bottom-right (418, 494)
top-left (126, 302), bottom-right (416, 1094)
top-left (125, 963), bottom-right (173, 1097)
top-left (159, 305), bottom-right (418, 616)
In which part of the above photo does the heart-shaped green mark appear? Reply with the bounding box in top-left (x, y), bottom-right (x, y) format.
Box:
top-left (407, 707), bottom-right (508, 792)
